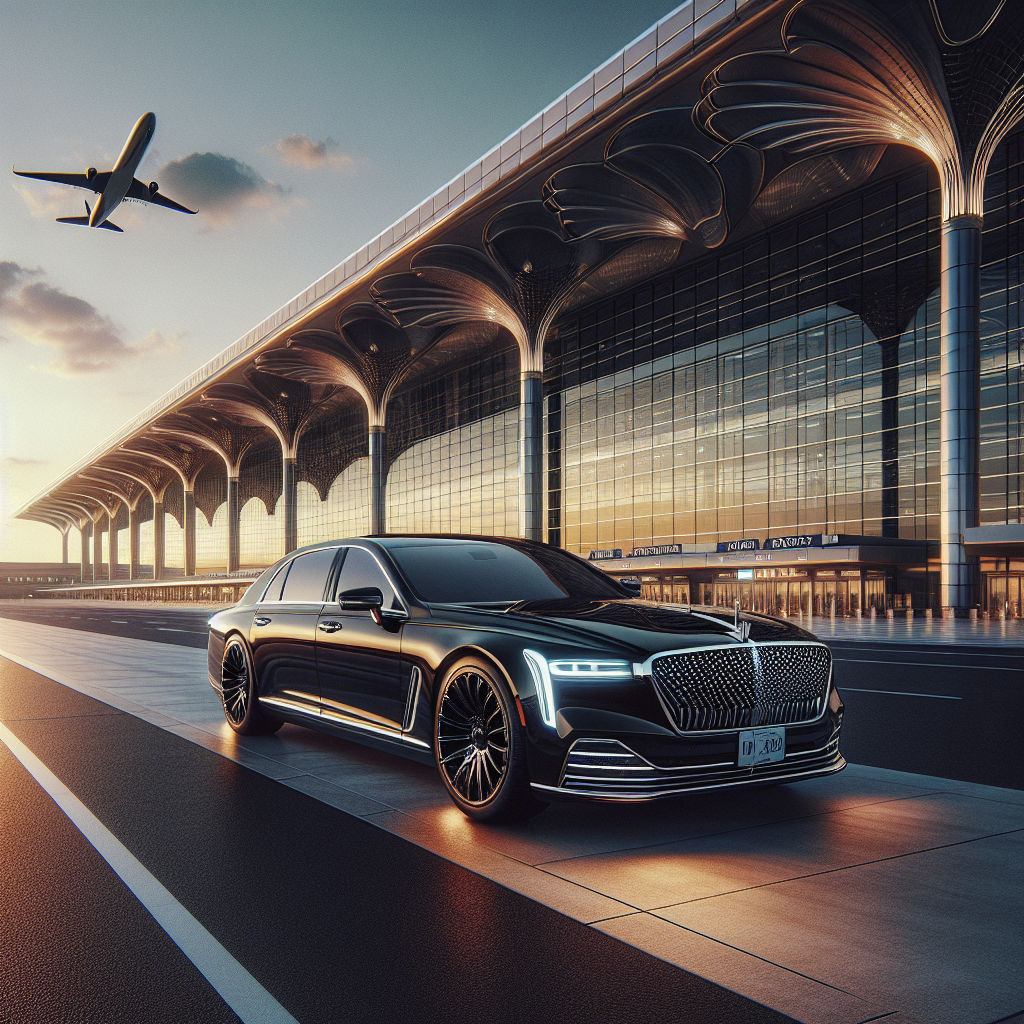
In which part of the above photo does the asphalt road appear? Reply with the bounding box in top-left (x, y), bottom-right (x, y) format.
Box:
top-left (828, 638), bottom-right (1023, 789)
top-left (0, 603), bottom-right (1020, 789)
top-left (0, 658), bottom-right (794, 1024)
top-left (0, 603), bottom-right (211, 647)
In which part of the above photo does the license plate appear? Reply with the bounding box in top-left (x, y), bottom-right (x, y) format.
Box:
top-left (738, 727), bottom-right (785, 767)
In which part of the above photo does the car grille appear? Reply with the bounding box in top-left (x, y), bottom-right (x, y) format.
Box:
top-left (650, 642), bottom-right (832, 732)
top-left (558, 732), bottom-right (843, 799)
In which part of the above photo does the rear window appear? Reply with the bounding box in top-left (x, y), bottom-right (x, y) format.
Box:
top-left (387, 542), bottom-right (626, 604)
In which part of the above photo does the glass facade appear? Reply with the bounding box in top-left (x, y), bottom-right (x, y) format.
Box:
top-left (980, 132), bottom-right (1024, 527)
top-left (296, 464), bottom-right (370, 547)
top-left (48, 131), bottom-right (1022, 614)
top-left (546, 158), bottom-right (950, 558)
top-left (385, 341), bottom-right (519, 536)
top-left (386, 409), bottom-right (518, 536)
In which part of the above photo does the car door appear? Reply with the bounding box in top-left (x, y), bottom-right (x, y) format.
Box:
top-left (316, 546), bottom-right (408, 732)
top-left (250, 546), bottom-right (340, 716)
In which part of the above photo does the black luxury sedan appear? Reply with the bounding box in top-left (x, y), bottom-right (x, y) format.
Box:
top-left (208, 536), bottom-right (845, 822)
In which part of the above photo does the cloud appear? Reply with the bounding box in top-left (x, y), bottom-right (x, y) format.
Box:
top-left (273, 134), bottom-right (355, 173)
top-left (0, 261), bottom-right (180, 376)
top-left (1, 456), bottom-right (47, 467)
top-left (12, 182), bottom-right (77, 219)
top-left (157, 152), bottom-right (288, 227)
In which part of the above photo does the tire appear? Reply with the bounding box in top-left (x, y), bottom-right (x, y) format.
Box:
top-left (220, 635), bottom-right (282, 735)
top-left (434, 657), bottom-right (546, 823)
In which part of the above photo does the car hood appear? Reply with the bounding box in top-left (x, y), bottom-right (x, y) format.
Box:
top-left (439, 599), bottom-right (818, 658)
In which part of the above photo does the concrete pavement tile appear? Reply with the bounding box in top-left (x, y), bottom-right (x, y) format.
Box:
top-left (845, 763), bottom-right (1024, 805)
top-left (594, 912), bottom-right (892, 1024)
top-left (654, 832), bottom-right (1024, 1024)
top-left (315, 764), bottom-right (451, 811)
top-left (366, 809), bottom-right (638, 924)
top-left (537, 790), bottom-right (1023, 909)
top-left (461, 772), bottom-right (943, 867)
top-left (279, 774), bottom-right (392, 816)
top-left (162, 723), bottom-right (308, 781)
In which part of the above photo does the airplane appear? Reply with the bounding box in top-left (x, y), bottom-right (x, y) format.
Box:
top-left (13, 112), bottom-right (196, 232)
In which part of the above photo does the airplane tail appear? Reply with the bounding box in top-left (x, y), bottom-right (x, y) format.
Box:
top-left (55, 216), bottom-right (124, 232)
top-left (55, 199), bottom-right (122, 232)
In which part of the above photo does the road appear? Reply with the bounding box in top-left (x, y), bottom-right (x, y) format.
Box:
top-left (0, 602), bottom-right (1020, 789)
top-left (0, 657), bottom-right (792, 1024)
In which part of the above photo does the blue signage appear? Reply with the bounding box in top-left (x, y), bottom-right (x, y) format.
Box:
top-left (587, 549), bottom-right (622, 561)
top-left (764, 534), bottom-right (839, 550)
top-left (629, 544), bottom-right (682, 557)
top-left (716, 538), bottom-right (760, 553)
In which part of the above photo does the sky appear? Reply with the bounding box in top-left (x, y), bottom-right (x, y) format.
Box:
top-left (0, 0), bottom-right (680, 562)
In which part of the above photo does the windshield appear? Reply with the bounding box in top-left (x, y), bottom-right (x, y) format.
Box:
top-left (386, 541), bottom-right (628, 604)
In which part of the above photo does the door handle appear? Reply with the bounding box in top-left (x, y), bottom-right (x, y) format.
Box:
top-left (318, 620), bottom-right (343, 633)
top-left (254, 616), bottom-right (272, 627)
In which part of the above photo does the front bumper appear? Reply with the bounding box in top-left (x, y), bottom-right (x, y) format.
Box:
top-left (531, 715), bottom-right (844, 801)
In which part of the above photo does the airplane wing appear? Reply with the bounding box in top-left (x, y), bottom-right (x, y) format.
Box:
top-left (125, 177), bottom-right (197, 214)
top-left (13, 169), bottom-right (109, 193)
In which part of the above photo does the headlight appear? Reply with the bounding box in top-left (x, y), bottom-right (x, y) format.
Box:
top-left (548, 660), bottom-right (633, 679)
top-left (524, 651), bottom-right (633, 729)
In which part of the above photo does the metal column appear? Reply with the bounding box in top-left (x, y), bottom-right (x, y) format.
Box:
top-left (108, 512), bottom-right (119, 580)
top-left (129, 505), bottom-right (141, 580)
top-left (283, 457), bottom-right (298, 553)
top-left (153, 500), bottom-right (165, 581)
top-left (80, 521), bottom-right (92, 583)
top-left (93, 518), bottom-right (105, 581)
top-left (939, 216), bottom-right (981, 613)
top-left (368, 428), bottom-right (385, 535)
top-left (184, 488), bottom-right (196, 577)
top-left (61, 529), bottom-right (68, 564)
top-left (227, 475), bottom-right (240, 573)
top-left (519, 372), bottom-right (544, 542)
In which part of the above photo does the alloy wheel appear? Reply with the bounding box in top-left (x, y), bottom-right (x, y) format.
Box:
top-left (221, 640), bottom-right (250, 726)
top-left (437, 668), bottom-right (509, 805)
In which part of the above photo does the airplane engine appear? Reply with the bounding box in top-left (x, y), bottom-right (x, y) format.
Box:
top-left (86, 167), bottom-right (97, 180)
top-left (149, 181), bottom-right (159, 195)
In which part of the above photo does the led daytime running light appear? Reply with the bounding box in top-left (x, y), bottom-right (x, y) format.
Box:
top-left (523, 650), bottom-right (556, 728)
top-left (548, 660), bottom-right (633, 678)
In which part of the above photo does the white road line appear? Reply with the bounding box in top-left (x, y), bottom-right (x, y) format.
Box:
top-left (832, 657), bottom-right (1020, 672)
top-left (157, 627), bottom-right (188, 632)
top-left (0, 721), bottom-right (299, 1024)
top-left (840, 687), bottom-right (962, 700)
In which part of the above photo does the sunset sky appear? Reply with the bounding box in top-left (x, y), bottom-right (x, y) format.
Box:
top-left (0, 0), bottom-right (676, 562)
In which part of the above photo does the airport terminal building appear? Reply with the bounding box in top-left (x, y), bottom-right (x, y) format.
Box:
top-left (18, 0), bottom-right (1024, 616)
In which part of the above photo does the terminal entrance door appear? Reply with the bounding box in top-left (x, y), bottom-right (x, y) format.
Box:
top-left (712, 578), bottom-right (814, 616)
top-left (712, 580), bottom-right (753, 611)
top-left (640, 575), bottom-right (689, 604)
top-left (986, 574), bottom-right (1023, 617)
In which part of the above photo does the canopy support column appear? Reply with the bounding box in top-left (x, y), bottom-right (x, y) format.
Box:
top-left (519, 372), bottom-right (544, 542)
top-left (940, 217), bottom-right (982, 614)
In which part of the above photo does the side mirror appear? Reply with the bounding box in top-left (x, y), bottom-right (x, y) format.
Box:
top-left (338, 586), bottom-right (384, 611)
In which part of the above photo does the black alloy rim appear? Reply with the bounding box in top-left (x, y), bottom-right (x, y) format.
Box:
top-left (221, 641), bottom-right (250, 726)
top-left (437, 669), bottom-right (509, 805)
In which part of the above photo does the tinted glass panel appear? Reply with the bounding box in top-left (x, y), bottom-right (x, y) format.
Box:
top-left (240, 562), bottom-right (281, 605)
top-left (388, 542), bottom-right (626, 604)
top-left (279, 548), bottom-right (337, 602)
top-left (335, 547), bottom-right (400, 610)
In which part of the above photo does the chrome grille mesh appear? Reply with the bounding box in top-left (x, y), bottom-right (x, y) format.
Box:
top-left (650, 643), bottom-right (831, 732)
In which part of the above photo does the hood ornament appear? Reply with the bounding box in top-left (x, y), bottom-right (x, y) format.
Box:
top-left (734, 600), bottom-right (751, 641)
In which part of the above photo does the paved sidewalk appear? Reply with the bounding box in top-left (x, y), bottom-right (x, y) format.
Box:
top-left (1, 615), bottom-right (1021, 1024)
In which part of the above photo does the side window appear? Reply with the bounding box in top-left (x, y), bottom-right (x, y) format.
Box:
top-left (279, 548), bottom-right (339, 603)
top-left (261, 561), bottom-right (292, 604)
top-left (335, 547), bottom-right (400, 611)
